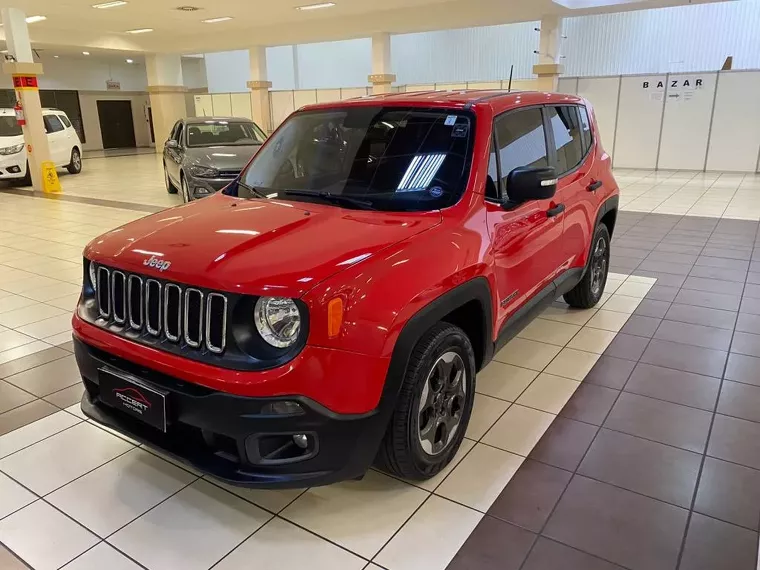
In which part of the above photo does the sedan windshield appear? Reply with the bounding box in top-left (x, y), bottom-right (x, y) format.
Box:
top-left (0, 116), bottom-right (22, 137)
top-left (186, 121), bottom-right (266, 147)
top-left (228, 106), bottom-right (475, 211)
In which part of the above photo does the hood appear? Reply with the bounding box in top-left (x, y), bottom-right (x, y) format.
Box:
top-left (185, 145), bottom-right (261, 171)
top-left (84, 194), bottom-right (441, 298)
top-left (0, 134), bottom-right (24, 148)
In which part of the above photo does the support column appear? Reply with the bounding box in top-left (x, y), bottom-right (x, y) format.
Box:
top-left (368, 33), bottom-right (395, 95)
top-left (247, 46), bottom-right (273, 134)
top-left (146, 54), bottom-right (187, 153)
top-left (1, 7), bottom-right (53, 192)
top-left (532, 16), bottom-right (564, 92)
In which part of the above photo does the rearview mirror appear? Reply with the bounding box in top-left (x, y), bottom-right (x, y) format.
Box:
top-left (165, 139), bottom-right (178, 149)
top-left (503, 166), bottom-right (557, 207)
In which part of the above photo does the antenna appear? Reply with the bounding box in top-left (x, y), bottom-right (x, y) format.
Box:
top-left (507, 65), bottom-right (514, 93)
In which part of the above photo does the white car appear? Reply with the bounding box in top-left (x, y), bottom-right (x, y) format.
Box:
top-left (0, 107), bottom-right (82, 184)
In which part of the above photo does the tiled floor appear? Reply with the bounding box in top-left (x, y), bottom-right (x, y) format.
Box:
top-left (0, 160), bottom-right (759, 569)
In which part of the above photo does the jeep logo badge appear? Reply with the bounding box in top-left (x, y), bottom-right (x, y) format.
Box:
top-left (143, 255), bottom-right (172, 272)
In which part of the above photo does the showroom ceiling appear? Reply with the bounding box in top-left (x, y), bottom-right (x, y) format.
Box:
top-left (1, 0), bottom-right (734, 55)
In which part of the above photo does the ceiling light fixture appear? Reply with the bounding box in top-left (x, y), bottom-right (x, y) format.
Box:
top-left (202, 16), bottom-right (232, 23)
top-left (82, 51), bottom-right (90, 55)
top-left (125, 27), bottom-right (153, 33)
top-left (175, 5), bottom-right (201, 11)
top-left (126, 58), bottom-right (134, 63)
top-left (54, 55), bottom-right (60, 58)
top-left (92, 1), bottom-right (128, 7)
top-left (295, 2), bottom-right (335, 10)
top-left (25, 15), bottom-right (47, 23)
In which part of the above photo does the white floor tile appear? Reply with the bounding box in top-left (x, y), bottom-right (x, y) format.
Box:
top-left (540, 305), bottom-right (598, 326)
top-left (216, 517), bottom-right (366, 570)
top-left (482, 404), bottom-right (555, 456)
top-left (60, 543), bottom-right (142, 570)
top-left (435, 443), bottom-right (523, 512)
top-left (406, 437), bottom-right (476, 492)
top-left (281, 470), bottom-right (428, 558)
top-left (0, 422), bottom-right (133, 495)
top-left (566, 327), bottom-right (617, 354)
top-left (65, 403), bottom-right (87, 420)
top-left (0, 411), bottom-right (81, 459)
top-left (0, 500), bottom-right (98, 570)
top-left (467, 393), bottom-right (510, 440)
top-left (517, 318), bottom-right (581, 347)
top-left (109, 479), bottom-right (270, 570)
top-left (586, 309), bottom-right (632, 332)
top-left (0, 472), bottom-right (36, 520)
top-left (476, 361), bottom-right (538, 402)
top-left (602, 294), bottom-right (644, 314)
top-left (48, 447), bottom-right (197, 537)
top-left (493, 338), bottom-right (561, 371)
top-left (0, 330), bottom-right (36, 353)
top-left (15, 314), bottom-right (73, 340)
top-left (516, 373), bottom-right (581, 414)
top-left (374, 495), bottom-right (482, 570)
top-left (0, 340), bottom-right (52, 365)
top-left (615, 281), bottom-right (654, 298)
top-left (544, 347), bottom-right (601, 380)
top-left (204, 477), bottom-right (304, 514)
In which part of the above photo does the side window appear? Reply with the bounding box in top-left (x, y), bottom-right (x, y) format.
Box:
top-left (175, 123), bottom-right (184, 145)
top-left (486, 139), bottom-right (499, 200)
top-left (59, 114), bottom-right (72, 128)
top-left (494, 108), bottom-right (548, 199)
top-left (169, 121), bottom-right (181, 141)
top-left (547, 106), bottom-right (584, 175)
top-left (43, 115), bottom-right (64, 134)
top-left (578, 106), bottom-right (592, 154)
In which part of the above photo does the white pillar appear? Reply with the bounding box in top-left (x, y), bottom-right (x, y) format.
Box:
top-left (247, 46), bottom-right (273, 133)
top-left (1, 7), bottom-right (53, 192)
top-left (145, 54), bottom-right (187, 153)
top-left (368, 33), bottom-right (395, 95)
top-left (532, 16), bottom-right (564, 92)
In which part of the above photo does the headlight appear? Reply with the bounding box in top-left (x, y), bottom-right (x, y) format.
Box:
top-left (254, 297), bottom-right (301, 348)
top-left (190, 165), bottom-right (219, 178)
top-left (0, 143), bottom-right (24, 155)
top-left (88, 261), bottom-right (97, 291)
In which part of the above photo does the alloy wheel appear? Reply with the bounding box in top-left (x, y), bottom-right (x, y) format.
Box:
top-left (590, 235), bottom-right (608, 297)
top-left (417, 351), bottom-right (467, 456)
top-left (181, 178), bottom-right (189, 203)
top-left (72, 150), bottom-right (81, 171)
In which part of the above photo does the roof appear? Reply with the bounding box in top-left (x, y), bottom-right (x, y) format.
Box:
top-left (185, 117), bottom-right (254, 123)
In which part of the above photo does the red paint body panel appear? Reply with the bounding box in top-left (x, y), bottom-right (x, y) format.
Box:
top-left (76, 91), bottom-right (619, 416)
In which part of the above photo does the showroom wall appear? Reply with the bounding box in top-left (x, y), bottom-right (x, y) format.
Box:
top-left (79, 92), bottom-right (152, 152)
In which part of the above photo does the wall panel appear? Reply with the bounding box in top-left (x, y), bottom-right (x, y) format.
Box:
top-left (557, 77), bottom-right (578, 95)
top-left (612, 75), bottom-right (666, 169)
top-left (211, 93), bottom-right (232, 116)
top-left (270, 91), bottom-right (295, 129)
top-left (193, 94), bottom-right (213, 117)
top-left (577, 77), bottom-right (620, 156)
top-left (230, 93), bottom-right (253, 120)
top-left (293, 90), bottom-right (318, 110)
top-left (340, 87), bottom-right (370, 99)
top-left (316, 89), bottom-right (342, 103)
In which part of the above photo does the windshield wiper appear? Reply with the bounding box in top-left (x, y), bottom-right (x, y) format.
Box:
top-left (282, 190), bottom-right (375, 210)
top-left (236, 181), bottom-right (268, 199)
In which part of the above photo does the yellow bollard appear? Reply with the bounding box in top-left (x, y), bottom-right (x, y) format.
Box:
top-left (41, 161), bottom-right (61, 193)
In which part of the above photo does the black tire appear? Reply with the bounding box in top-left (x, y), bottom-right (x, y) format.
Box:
top-left (164, 164), bottom-right (178, 194)
top-left (180, 174), bottom-right (190, 203)
top-left (563, 223), bottom-right (611, 309)
top-left (375, 322), bottom-right (476, 480)
top-left (20, 161), bottom-right (31, 186)
top-left (67, 147), bottom-right (82, 174)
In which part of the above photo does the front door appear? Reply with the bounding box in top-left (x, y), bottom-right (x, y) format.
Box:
top-left (96, 100), bottom-right (137, 149)
top-left (42, 114), bottom-right (68, 166)
top-left (486, 107), bottom-right (566, 330)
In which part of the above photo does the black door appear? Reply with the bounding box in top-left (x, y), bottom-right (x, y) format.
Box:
top-left (97, 100), bottom-right (137, 149)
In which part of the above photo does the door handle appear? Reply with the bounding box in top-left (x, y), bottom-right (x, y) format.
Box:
top-left (546, 204), bottom-right (565, 218)
top-left (588, 180), bottom-right (603, 192)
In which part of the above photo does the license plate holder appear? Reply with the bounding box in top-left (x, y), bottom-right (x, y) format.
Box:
top-left (99, 367), bottom-right (168, 432)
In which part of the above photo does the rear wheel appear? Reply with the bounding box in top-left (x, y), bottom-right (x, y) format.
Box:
top-left (67, 148), bottom-right (82, 174)
top-left (563, 223), bottom-right (610, 309)
top-left (375, 322), bottom-right (475, 480)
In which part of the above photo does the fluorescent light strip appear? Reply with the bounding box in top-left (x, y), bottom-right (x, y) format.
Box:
top-left (410, 154), bottom-right (445, 189)
top-left (92, 1), bottom-right (128, 7)
top-left (397, 155), bottom-right (423, 190)
top-left (125, 28), bottom-right (153, 34)
top-left (25, 15), bottom-right (47, 23)
top-left (295, 2), bottom-right (335, 10)
top-left (202, 16), bottom-right (233, 23)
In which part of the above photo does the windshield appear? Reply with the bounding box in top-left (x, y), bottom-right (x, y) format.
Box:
top-left (186, 121), bottom-right (266, 147)
top-left (228, 106), bottom-right (475, 211)
top-left (0, 116), bottom-right (22, 137)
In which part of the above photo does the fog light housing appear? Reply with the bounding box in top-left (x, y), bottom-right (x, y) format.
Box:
top-left (293, 433), bottom-right (309, 449)
top-left (260, 401), bottom-right (304, 416)
top-left (7, 165), bottom-right (20, 173)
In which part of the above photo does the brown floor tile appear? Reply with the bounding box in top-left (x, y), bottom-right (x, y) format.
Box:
top-left (640, 339), bottom-right (727, 378)
top-left (603, 334), bottom-right (650, 361)
top-left (702, 247), bottom-right (752, 261)
top-left (0, 346), bottom-right (69, 379)
top-left (638, 260), bottom-right (693, 276)
top-left (742, 283), bottom-right (760, 299)
top-left (619, 315), bottom-right (661, 338)
top-left (43, 383), bottom-right (84, 409)
top-left (529, 417), bottom-right (598, 471)
top-left (708, 414), bottom-right (760, 470)
top-left (682, 276), bottom-right (744, 296)
top-left (57, 340), bottom-right (75, 353)
top-left (741, 296), bottom-right (760, 315)
top-left (0, 380), bottom-right (35, 414)
top-left (645, 251), bottom-right (699, 265)
top-left (560, 384), bottom-right (619, 426)
top-left (736, 313), bottom-right (760, 335)
top-left (633, 299), bottom-right (671, 319)
top-left (645, 285), bottom-right (680, 303)
top-left (674, 289), bottom-right (742, 311)
top-left (731, 331), bottom-right (760, 358)
top-left (612, 247), bottom-right (649, 260)
top-left (653, 320), bottom-right (733, 351)
top-left (0, 399), bottom-right (58, 436)
top-left (664, 303), bottom-right (737, 330)
top-left (543, 476), bottom-right (688, 570)
top-left (694, 456), bottom-right (760, 530)
top-left (689, 264), bottom-right (748, 283)
top-left (0, 544), bottom-right (29, 570)
top-left (718, 380), bottom-right (760, 423)
top-left (724, 353), bottom-right (760, 386)
top-left (488, 459), bottom-right (572, 533)
top-left (679, 513), bottom-right (758, 570)
top-left (631, 270), bottom-right (686, 288)
top-left (625, 363), bottom-right (720, 411)
top-left (604, 392), bottom-right (712, 453)
top-left (522, 537), bottom-right (625, 570)
top-left (3, 355), bottom-right (81, 397)
top-left (578, 429), bottom-right (701, 508)
top-left (583, 356), bottom-right (636, 390)
top-left (654, 243), bottom-right (704, 256)
top-left (695, 256), bottom-right (750, 271)
top-left (747, 271), bottom-right (760, 285)
top-left (446, 515), bottom-right (535, 570)
top-left (609, 259), bottom-right (640, 272)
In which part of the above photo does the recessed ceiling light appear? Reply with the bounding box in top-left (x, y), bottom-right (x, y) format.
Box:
top-left (125, 28), bottom-right (153, 33)
top-left (202, 16), bottom-right (232, 23)
top-left (54, 55), bottom-right (60, 58)
top-left (126, 58), bottom-right (134, 63)
top-left (295, 2), bottom-right (335, 10)
top-left (175, 5), bottom-right (201, 11)
top-left (82, 51), bottom-right (90, 55)
top-left (25, 15), bottom-right (47, 23)
top-left (92, 1), bottom-right (128, 7)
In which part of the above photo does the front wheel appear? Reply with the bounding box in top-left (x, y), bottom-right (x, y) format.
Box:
top-left (375, 322), bottom-right (475, 480)
top-left (563, 223), bottom-right (611, 309)
top-left (180, 175), bottom-right (190, 203)
top-left (67, 148), bottom-right (82, 174)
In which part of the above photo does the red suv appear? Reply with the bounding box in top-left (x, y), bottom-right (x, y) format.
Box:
top-left (73, 91), bottom-right (618, 488)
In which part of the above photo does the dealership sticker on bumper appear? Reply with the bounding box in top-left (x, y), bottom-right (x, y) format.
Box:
top-left (99, 367), bottom-right (168, 432)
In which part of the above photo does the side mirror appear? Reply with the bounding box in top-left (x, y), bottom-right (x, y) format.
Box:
top-left (165, 139), bottom-right (178, 149)
top-left (503, 166), bottom-right (557, 207)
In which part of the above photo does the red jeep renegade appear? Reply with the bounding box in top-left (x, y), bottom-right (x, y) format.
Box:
top-left (73, 91), bottom-right (618, 488)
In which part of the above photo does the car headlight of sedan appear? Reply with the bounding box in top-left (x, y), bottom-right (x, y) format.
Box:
top-left (189, 165), bottom-right (219, 178)
top-left (254, 297), bottom-right (301, 348)
top-left (0, 143), bottom-right (25, 155)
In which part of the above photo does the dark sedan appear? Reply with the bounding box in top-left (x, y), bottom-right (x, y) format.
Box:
top-left (163, 117), bottom-right (267, 202)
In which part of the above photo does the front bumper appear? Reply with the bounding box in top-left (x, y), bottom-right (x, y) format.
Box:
top-left (187, 175), bottom-right (235, 200)
top-left (75, 337), bottom-right (391, 488)
top-left (0, 152), bottom-right (26, 179)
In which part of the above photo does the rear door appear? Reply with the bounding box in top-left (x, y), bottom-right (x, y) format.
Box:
top-left (42, 114), bottom-right (67, 166)
top-left (485, 107), bottom-right (566, 329)
top-left (546, 105), bottom-right (597, 271)
top-left (56, 113), bottom-right (77, 158)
